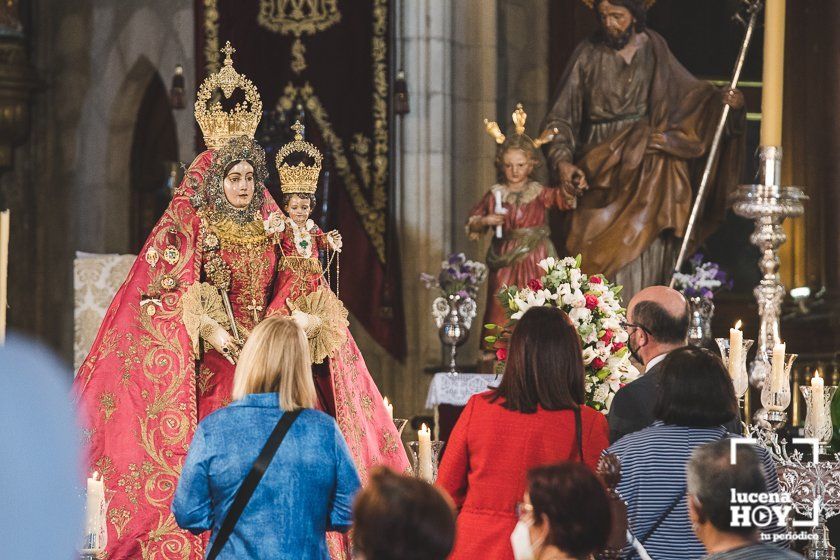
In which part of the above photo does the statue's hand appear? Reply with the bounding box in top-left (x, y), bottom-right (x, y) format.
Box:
top-left (326, 230), bottom-right (343, 252)
top-left (264, 211), bottom-right (285, 235)
top-left (722, 88), bottom-right (744, 110)
top-left (483, 214), bottom-right (506, 227)
top-left (648, 131), bottom-right (667, 151)
top-left (557, 161), bottom-right (588, 193)
top-left (200, 318), bottom-right (240, 364)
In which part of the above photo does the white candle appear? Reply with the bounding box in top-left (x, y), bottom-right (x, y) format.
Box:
top-left (811, 370), bottom-right (824, 436)
top-left (383, 396), bottom-right (393, 420)
top-left (728, 320), bottom-right (743, 380)
top-left (492, 190), bottom-right (504, 239)
top-left (85, 472), bottom-right (105, 537)
top-left (0, 209), bottom-right (9, 345)
top-left (769, 342), bottom-right (786, 399)
top-left (418, 423), bottom-right (433, 482)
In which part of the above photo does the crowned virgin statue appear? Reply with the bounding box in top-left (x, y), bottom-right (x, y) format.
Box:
top-left (73, 42), bottom-right (407, 560)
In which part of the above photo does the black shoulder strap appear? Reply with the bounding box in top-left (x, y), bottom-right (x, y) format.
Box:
top-left (207, 408), bottom-right (303, 560)
top-left (574, 406), bottom-right (584, 462)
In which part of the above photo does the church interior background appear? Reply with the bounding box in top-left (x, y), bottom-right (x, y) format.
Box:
top-left (2, 0), bottom-right (840, 451)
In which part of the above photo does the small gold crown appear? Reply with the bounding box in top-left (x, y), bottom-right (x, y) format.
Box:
top-left (276, 121), bottom-right (323, 195)
top-left (194, 41), bottom-right (263, 149)
top-left (483, 103), bottom-right (557, 148)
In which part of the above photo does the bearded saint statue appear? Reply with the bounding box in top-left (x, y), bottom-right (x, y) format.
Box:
top-left (541, 0), bottom-right (745, 300)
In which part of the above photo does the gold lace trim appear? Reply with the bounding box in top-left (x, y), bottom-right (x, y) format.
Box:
top-left (280, 256), bottom-right (323, 276)
top-left (205, 214), bottom-right (269, 246)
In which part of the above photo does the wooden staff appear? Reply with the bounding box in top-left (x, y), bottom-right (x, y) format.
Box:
top-left (669, 1), bottom-right (763, 287)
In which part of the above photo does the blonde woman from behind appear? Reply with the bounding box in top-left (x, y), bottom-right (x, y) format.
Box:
top-left (173, 316), bottom-right (361, 560)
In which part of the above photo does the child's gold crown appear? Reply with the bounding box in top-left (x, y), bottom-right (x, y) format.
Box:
top-left (194, 41), bottom-right (263, 149)
top-left (276, 121), bottom-right (323, 195)
top-left (483, 103), bottom-right (557, 148)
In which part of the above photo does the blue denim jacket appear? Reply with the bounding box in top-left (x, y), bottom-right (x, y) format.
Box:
top-left (172, 393), bottom-right (361, 559)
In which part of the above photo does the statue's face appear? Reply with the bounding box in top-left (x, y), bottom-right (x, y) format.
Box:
top-left (502, 148), bottom-right (534, 186)
top-left (598, 1), bottom-right (635, 48)
top-left (285, 194), bottom-right (312, 225)
top-left (223, 160), bottom-right (255, 209)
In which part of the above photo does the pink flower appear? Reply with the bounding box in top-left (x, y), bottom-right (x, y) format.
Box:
top-left (496, 348), bottom-right (508, 361)
top-left (589, 275), bottom-right (602, 284)
top-left (585, 294), bottom-right (599, 310)
top-left (600, 331), bottom-right (613, 344)
top-left (527, 278), bottom-right (543, 291)
top-left (592, 357), bottom-right (605, 370)
top-left (612, 342), bottom-right (625, 351)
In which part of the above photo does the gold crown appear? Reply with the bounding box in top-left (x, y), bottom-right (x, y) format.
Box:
top-left (194, 42), bottom-right (263, 149)
top-left (483, 103), bottom-right (557, 148)
top-left (581, 0), bottom-right (655, 8)
top-left (276, 121), bottom-right (323, 195)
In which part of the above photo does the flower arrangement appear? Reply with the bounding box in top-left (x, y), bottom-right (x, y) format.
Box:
top-left (420, 252), bottom-right (488, 299)
top-left (486, 255), bottom-right (639, 413)
top-left (671, 253), bottom-right (733, 299)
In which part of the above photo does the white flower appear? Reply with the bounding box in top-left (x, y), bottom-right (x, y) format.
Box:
top-left (582, 347), bottom-right (597, 365)
top-left (593, 383), bottom-right (609, 403)
top-left (601, 316), bottom-right (621, 332)
top-left (537, 257), bottom-right (557, 273)
top-left (568, 307), bottom-right (591, 325)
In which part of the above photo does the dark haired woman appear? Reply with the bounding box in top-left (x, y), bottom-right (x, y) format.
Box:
top-left (437, 306), bottom-right (609, 560)
top-left (353, 467), bottom-right (455, 560)
top-left (512, 463), bottom-right (611, 560)
top-left (606, 346), bottom-right (782, 560)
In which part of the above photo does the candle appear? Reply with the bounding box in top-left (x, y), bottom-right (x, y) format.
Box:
top-left (383, 396), bottom-right (393, 420)
top-left (811, 370), bottom-right (824, 436)
top-left (769, 342), bottom-right (786, 399)
top-left (492, 190), bottom-right (504, 239)
top-left (0, 209), bottom-right (8, 345)
top-left (418, 423), bottom-right (433, 482)
top-left (728, 320), bottom-right (743, 380)
top-left (86, 472), bottom-right (105, 538)
top-left (760, 0), bottom-right (786, 147)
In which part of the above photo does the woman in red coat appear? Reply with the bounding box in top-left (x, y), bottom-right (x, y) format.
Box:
top-left (436, 306), bottom-right (609, 560)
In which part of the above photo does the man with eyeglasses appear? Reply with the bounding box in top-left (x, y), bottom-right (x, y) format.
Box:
top-left (608, 286), bottom-right (689, 442)
top-left (609, 286), bottom-right (741, 442)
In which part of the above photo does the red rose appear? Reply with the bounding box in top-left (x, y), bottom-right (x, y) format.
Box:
top-left (612, 342), bottom-right (625, 351)
top-left (496, 348), bottom-right (508, 361)
top-left (585, 294), bottom-right (599, 310)
top-left (527, 278), bottom-right (543, 291)
top-left (592, 357), bottom-right (605, 370)
top-left (589, 275), bottom-right (602, 284)
top-left (600, 330), bottom-right (613, 344)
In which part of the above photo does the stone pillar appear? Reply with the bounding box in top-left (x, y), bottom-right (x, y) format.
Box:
top-left (350, 0), bottom-right (499, 422)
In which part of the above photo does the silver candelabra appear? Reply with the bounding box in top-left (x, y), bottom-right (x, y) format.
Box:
top-left (732, 147), bottom-right (807, 391)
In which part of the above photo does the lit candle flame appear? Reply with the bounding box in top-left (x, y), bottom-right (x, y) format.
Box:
top-left (734, 320), bottom-right (742, 330)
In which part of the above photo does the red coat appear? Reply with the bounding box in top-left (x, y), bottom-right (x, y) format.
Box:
top-left (436, 391), bottom-right (609, 560)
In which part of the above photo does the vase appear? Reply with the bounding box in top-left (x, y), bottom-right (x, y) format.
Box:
top-left (687, 296), bottom-right (714, 347)
top-left (431, 294), bottom-right (477, 374)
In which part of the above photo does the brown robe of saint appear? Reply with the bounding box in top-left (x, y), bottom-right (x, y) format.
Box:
top-left (542, 29), bottom-right (745, 281)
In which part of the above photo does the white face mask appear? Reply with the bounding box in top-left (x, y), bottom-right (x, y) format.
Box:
top-left (511, 520), bottom-right (542, 560)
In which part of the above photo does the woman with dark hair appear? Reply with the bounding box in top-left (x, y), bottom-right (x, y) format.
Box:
top-left (437, 306), bottom-right (609, 560)
top-left (605, 346), bottom-right (782, 560)
top-left (512, 463), bottom-right (611, 560)
top-left (352, 467), bottom-right (455, 560)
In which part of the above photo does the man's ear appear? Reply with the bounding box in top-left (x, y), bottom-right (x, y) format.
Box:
top-left (688, 495), bottom-right (706, 525)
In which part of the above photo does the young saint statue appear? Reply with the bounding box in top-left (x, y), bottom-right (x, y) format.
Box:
top-left (467, 105), bottom-right (582, 360)
top-left (264, 121), bottom-right (410, 559)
